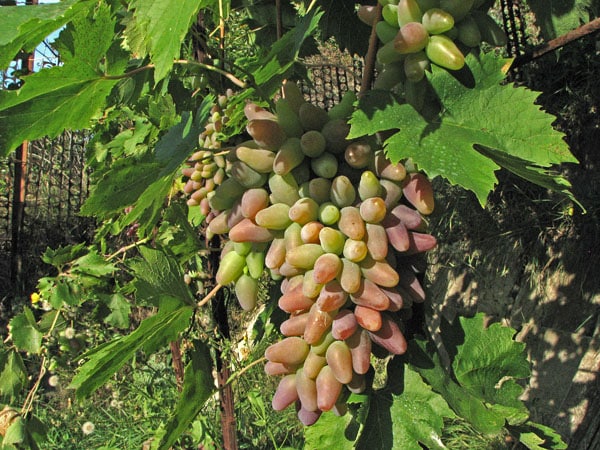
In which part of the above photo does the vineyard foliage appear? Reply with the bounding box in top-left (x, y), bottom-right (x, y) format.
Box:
top-left (0, 0), bottom-right (583, 448)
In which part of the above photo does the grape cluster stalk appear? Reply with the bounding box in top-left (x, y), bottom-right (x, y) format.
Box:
top-left (182, 81), bottom-right (438, 425)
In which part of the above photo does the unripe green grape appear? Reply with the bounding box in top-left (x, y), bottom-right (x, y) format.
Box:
top-left (291, 160), bottom-right (311, 185)
top-left (209, 177), bottom-right (245, 211)
top-left (316, 365), bottom-right (343, 411)
top-left (230, 161), bottom-right (268, 188)
top-left (321, 119), bottom-right (351, 154)
top-left (343, 238), bottom-right (368, 262)
top-left (265, 336), bottom-right (310, 365)
top-left (328, 90), bottom-right (357, 121)
top-left (273, 137), bottom-right (305, 175)
top-left (306, 178), bottom-right (332, 204)
top-left (311, 152), bottom-right (338, 179)
top-left (316, 202), bottom-right (339, 226)
top-left (421, 8), bottom-right (455, 34)
top-left (376, 40), bottom-right (405, 65)
top-left (235, 145), bottom-right (276, 173)
top-left (235, 273), bottom-right (259, 311)
top-left (300, 130), bottom-right (327, 157)
top-left (246, 119), bottom-right (287, 150)
top-left (358, 170), bottom-right (383, 200)
top-left (245, 250), bottom-right (265, 279)
top-left (311, 330), bottom-right (336, 356)
top-left (394, 22), bottom-right (430, 54)
top-left (338, 206), bottom-right (366, 240)
top-left (397, 0), bottom-right (423, 26)
top-left (216, 250), bottom-right (246, 285)
top-left (289, 197), bottom-right (319, 225)
top-left (269, 173), bottom-right (301, 206)
top-left (404, 50), bottom-right (430, 82)
top-left (426, 34), bottom-right (465, 70)
top-left (255, 203), bottom-right (292, 230)
top-left (282, 80), bottom-right (306, 114)
top-left (299, 102), bottom-right (330, 131)
top-left (382, 3), bottom-right (399, 27)
top-left (373, 61), bottom-right (405, 90)
top-left (275, 98), bottom-right (304, 138)
top-left (457, 14), bottom-right (482, 47)
top-left (340, 258), bottom-right (362, 294)
top-left (296, 368), bottom-right (319, 412)
top-left (319, 227), bottom-right (346, 255)
top-left (377, 21), bottom-right (400, 44)
top-left (233, 241), bottom-right (252, 256)
top-left (329, 175), bottom-right (357, 209)
top-left (286, 243), bottom-right (325, 270)
top-left (303, 270), bottom-right (324, 299)
top-left (303, 351), bottom-right (327, 379)
top-left (439, 0), bottom-right (474, 21)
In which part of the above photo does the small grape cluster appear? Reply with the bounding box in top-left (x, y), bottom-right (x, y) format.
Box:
top-left (181, 90), bottom-right (233, 216)
top-left (199, 81), bottom-right (437, 424)
top-left (358, 0), bottom-right (506, 109)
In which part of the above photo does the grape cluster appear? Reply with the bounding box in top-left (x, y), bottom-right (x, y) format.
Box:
top-left (182, 90), bottom-right (233, 216)
top-left (358, 0), bottom-right (506, 109)
top-left (200, 81), bottom-right (437, 424)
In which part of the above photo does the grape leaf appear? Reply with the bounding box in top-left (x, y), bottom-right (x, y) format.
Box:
top-left (304, 409), bottom-right (362, 450)
top-left (70, 297), bottom-right (193, 399)
top-left (508, 421), bottom-right (568, 449)
top-left (102, 293), bottom-right (131, 329)
top-left (0, 5), bottom-right (128, 156)
top-left (9, 308), bottom-right (43, 354)
top-left (349, 52), bottom-right (577, 206)
top-left (0, 347), bottom-right (27, 400)
top-left (0, 0), bottom-right (95, 69)
top-left (452, 314), bottom-right (531, 426)
top-left (158, 340), bottom-right (214, 450)
top-left (124, 0), bottom-right (207, 82)
top-left (526, 0), bottom-right (599, 40)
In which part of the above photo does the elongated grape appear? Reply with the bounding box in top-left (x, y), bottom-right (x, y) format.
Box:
top-left (273, 137), bottom-right (305, 175)
top-left (380, 286), bottom-right (405, 311)
top-left (345, 142), bottom-right (374, 170)
top-left (246, 249), bottom-right (265, 279)
top-left (340, 258), bottom-right (362, 294)
top-left (265, 360), bottom-right (298, 376)
top-left (229, 218), bottom-right (275, 243)
top-left (235, 273), bottom-right (259, 311)
top-left (360, 256), bottom-right (400, 288)
top-left (304, 303), bottom-right (335, 345)
top-left (316, 365), bottom-right (343, 411)
top-left (311, 152), bottom-right (338, 179)
top-left (382, 3), bottom-right (399, 27)
top-left (302, 270), bottom-right (323, 299)
top-left (354, 305), bottom-right (383, 331)
top-left (350, 278), bottom-right (391, 310)
top-left (282, 80), bottom-right (306, 114)
top-left (255, 203), bottom-right (292, 230)
top-left (316, 279), bottom-right (348, 312)
top-left (286, 243), bottom-right (325, 270)
top-left (359, 197), bottom-right (387, 223)
top-left (457, 14), bottom-right (482, 47)
top-left (426, 34), bottom-right (465, 71)
top-left (300, 221), bottom-right (324, 244)
top-left (329, 175), bottom-right (356, 209)
top-left (276, 98), bottom-right (304, 138)
top-left (311, 330), bottom-right (336, 356)
top-left (394, 22), bottom-right (429, 54)
top-left (265, 337), bottom-right (310, 366)
top-left (289, 197), bottom-right (319, 225)
top-left (328, 90), bottom-right (357, 121)
top-left (279, 261), bottom-right (305, 278)
top-left (377, 20), bottom-right (400, 44)
top-left (318, 202), bottom-right (341, 226)
top-left (244, 102), bottom-right (277, 121)
top-left (395, 265), bottom-right (426, 303)
top-left (300, 130), bottom-right (327, 157)
top-left (404, 50), bottom-right (430, 82)
top-left (357, 4), bottom-right (379, 26)
top-left (303, 351), bottom-right (327, 379)
top-left (306, 178), bottom-right (332, 204)
top-left (343, 238), bottom-right (368, 262)
top-left (246, 119), bottom-right (287, 150)
top-left (278, 281), bottom-right (315, 313)
top-left (347, 371), bottom-right (367, 394)
top-left (397, 0), bottom-right (423, 26)
top-left (216, 250), bottom-right (246, 285)
top-left (365, 223), bottom-right (389, 261)
top-left (281, 311), bottom-right (310, 336)
top-left (368, 313), bottom-right (408, 355)
top-left (321, 119), bottom-right (350, 154)
top-left (296, 368), bottom-right (319, 412)
top-left (240, 188), bottom-right (270, 219)
top-left (297, 405), bottom-right (321, 426)
top-left (207, 210), bottom-right (231, 235)
top-left (313, 253), bottom-right (343, 285)
top-left (325, 340), bottom-right (353, 384)
top-left (406, 231), bottom-right (437, 254)
top-left (421, 8), bottom-right (454, 34)
top-left (235, 146), bottom-right (276, 173)
top-left (385, 218), bottom-right (411, 252)
top-left (209, 177), bottom-right (245, 211)
top-left (387, 203), bottom-right (425, 230)
top-left (345, 328), bottom-right (372, 374)
top-left (272, 374), bottom-right (299, 411)
top-left (358, 171), bottom-right (382, 200)
top-left (226, 200), bottom-right (246, 230)
top-left (331, 309), bottom-right (358, 340)
top-left (269, 173), bottom-right (301, 206)
top-left (338, 206), bottom-right (366, 240)
top-left (439, 0), bottom-right (473, 21)
top-left (265, 237), bottom-right (286, 270)
top-left (299, 103), bottom-right (330, 131)
top-left (284, 222), bottom-right (303, 251)
top-left (230, 161), bottom-right (268, 188)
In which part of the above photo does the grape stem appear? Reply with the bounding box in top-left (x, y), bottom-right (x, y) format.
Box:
top-left (197, 282), bottom-right (222, 308)
top-left (223, 356), bottom-right (267, 387)
top-left (359, 3), bottom-right (382, 98)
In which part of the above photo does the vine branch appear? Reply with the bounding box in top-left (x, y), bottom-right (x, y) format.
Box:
top-left (359, 4), bottom-right (382, 98)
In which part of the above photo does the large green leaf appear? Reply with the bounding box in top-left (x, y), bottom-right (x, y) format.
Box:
top-left (304, 407), bottom-right (363, 450)
top-left (525, 0), bottom-right (600, 40)
top-left (124, 0), bottom-right (207, 82)
top-left (157, 340), bottom-right (215, 450)
top-left (0, 4), bottom-right (128, 156)
top-left (69, 297), bottom-right (193, 399)
top-left (8, 308), bottom-right (43, 354)
top-left (0, 347), bottom-right (27, 400)
top-left (0, 0), bottom-right (95, 69)
top-left (349, 52), bottom-right (576, 206)
top-left (508, 421), bottom-right (568, 449)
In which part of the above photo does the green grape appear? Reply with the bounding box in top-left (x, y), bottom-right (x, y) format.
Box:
top-left (265, 237), bottom-right (286, 270)
top-left (394, 22), bottom-right (430, 54)
top-left (319, 227), bottom-right (346, 255)
top-left (229, 217), bottom-right (276, 243)
top-left (358, 170), bottom-right (383, 200)
top-left (316, 365), bottom-right (343, 411)
top-left (311, 330), bottom-right (335, 356)
top-left (296, 368), bottom-right (319, 412)
top-left (269, 173), bottom-right (301, 206)
top-left (275, 98), bottom-right (304, 138)
top-left (325, 340), bottom-right (353, 384)
top-left (273, 137), bottom-right (305, 175)
top-left (284, 222), bottom-right (303, 251)
top-left (240, 188), bottom-right (270, 220)
top-left (235, 273), bottom-right (259, 310)
top-left (338, 206), bottom-right (366, 240)
top-left (382, 3), bottom-right (399, 27)
top-left (235, 145), bottom-right (276, 173)
top-left (373, 61), bottom-right (405, 90)
top-left (340, 258), bottom-right (362, 294)
top-left (328, 90), bottom-right (357, 121)
top-left (377, 40), bottom-right (405, 65)
top-left (299, 103), bottom-right (330, 131)
top-left (282, 81), bottom-right (306, 114)
top-left (230, 161), bottom-right (268, 188)
top-left (342, 238), bottom-right (368, 262)
top-left (209, 177), bottom-right (245, 211)
top-left (318, 202), bottom-right (341, 226)
top-left (311, 152), bottom-right (339, 179)
top-left (233, 241), bottom-right (252, 256)
top-left (376, 20), bottom-right (400, 44)
top-left (286, 243), bottom-right (325, 270)
top-left (300, 130), bottom-right (327, 157)
top-left (421, 8), bottom-right (455, 34)
top-left (254, 203), bottom-right (292, 230)
top-left (265, 336), bottom-right (310, 366)
top-left (303, 351), bottom-right (327, 379)
top-left (291, 160), bottom-right (311, 185)
top-left (303, 270), bottom-right (324, 299)
top-left (416, 0), bottom-right (440, 10)
top-left (216, 250), bottom-right (246, 285)
top-left (245, 249), bottom-right (265, 279)
top-left (321, 119), bottom-right (350, 154)
top-left (457, 14), bottom-right (482, 47)
top-left (404, 50), bottom-right (430, 82)
top-left (397, 0), bottom-right (423, 26)
top-left (306, 178), bottom-right (332, 204)
top-left (426, 34), bottom-right (465, 70)
top-left (365, 223), bottom-right (389, 261)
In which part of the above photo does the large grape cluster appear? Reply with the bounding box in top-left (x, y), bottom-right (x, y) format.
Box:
top-left (358, 0), bottom-right (506, 109)
top-left (195, 81), bottom-right (437, 425)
